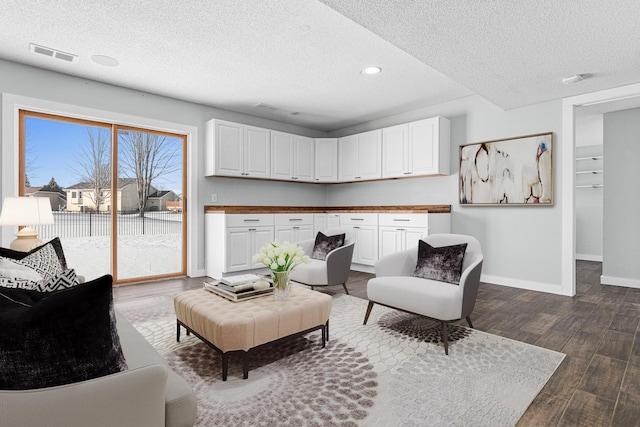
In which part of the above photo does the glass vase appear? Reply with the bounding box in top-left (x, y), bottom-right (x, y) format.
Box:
top-left (272, 271), bottom-right (291, 301)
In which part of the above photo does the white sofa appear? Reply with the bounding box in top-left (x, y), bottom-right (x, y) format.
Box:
top-left (0, 310), bottom-right (197, 427)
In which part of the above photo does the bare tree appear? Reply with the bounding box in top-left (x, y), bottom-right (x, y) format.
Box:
top-left (118, 130), bottom-right (180, 217)
top-left (74, 127), bottom-right (111, 212)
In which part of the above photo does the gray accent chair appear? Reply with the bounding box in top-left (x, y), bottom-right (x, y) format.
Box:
top-left (364, 234), bottom-right (483, 355)
top-left (289, 227), bottom-right (355, 294)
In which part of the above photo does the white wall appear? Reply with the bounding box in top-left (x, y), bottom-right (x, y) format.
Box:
top-left (327, 95), bottom-right (565, 294)
top-left (1, 59), bottom-right (569, 293)
top-left (0, 59), bottom-right (327, 276)
top-left (602, 107), bottom-right (640, 287)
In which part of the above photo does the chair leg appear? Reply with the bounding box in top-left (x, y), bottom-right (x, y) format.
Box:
top-left (441, 321), bottom-right (449, 355)
top-left (363, 301), bottom-right (375, 325)
top-left (342, 283), bottom-right (349, 295)
top-left (466, 316), bottom-right (474, 329)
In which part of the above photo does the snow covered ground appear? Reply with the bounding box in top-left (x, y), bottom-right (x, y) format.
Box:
top-left (61, 234), bottom-right (182, 281)
top-left (37, 212), bottom-right (184, 281)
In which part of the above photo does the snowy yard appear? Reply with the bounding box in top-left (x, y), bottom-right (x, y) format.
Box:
top-left (37, 212), bottom-right (183, 281)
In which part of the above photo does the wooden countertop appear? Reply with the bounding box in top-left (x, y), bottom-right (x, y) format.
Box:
top-left (204, 205), bottom-right (451, 214)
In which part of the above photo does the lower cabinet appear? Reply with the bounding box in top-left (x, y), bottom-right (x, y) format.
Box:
top-left (205, 210), bottom-right (451, 277)
top-left (340, 213), bottom-right (379, 266)
top-left (205, 213), bottom-right (274, 278)
top-left (378, 213), bottom-right (451, 259)
top-left (275, 214), bottom-right (314, 243)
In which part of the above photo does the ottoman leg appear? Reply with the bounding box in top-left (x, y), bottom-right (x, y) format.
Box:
top-left (322, 324), bottom-right (326, 348)
top-left (176, 321), bottom-right (180, 342)
top-left (222, 354), bottom-right (229, 381)
top-left (242, 353), bottom-right (249, 379)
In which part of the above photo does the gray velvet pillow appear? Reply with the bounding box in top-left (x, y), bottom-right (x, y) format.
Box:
top-left (311, 232), bottom-right (345, 260)
top-left (413, 241), bottom-right (467, 284)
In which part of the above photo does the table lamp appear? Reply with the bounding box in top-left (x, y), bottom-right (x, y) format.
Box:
top-left (0, 196), bottom-right (54, 251)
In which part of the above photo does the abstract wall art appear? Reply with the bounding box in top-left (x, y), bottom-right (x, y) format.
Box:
top-left (459, 132), bottom-right (553, 206)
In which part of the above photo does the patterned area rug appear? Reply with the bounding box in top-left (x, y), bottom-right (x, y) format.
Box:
top-left (117, 292), bottom-right (564, 427)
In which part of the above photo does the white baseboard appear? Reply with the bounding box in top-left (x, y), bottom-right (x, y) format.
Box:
top-left (350, 264), bottom-right (375, 274)
top-left (480, 274), bottom-right (571, 296)
top-left (190, 268), bottom-right (206, 278)
top-left (600, 275), bottom-right (640, 289)
top-left (576, 254), bottom-right (603, 262)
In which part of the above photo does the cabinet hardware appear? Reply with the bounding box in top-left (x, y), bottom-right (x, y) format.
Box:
top-left (393, 219), bottom-right (410, 221)
top-left (355, 176), bottom-right (361, 179)
top-left (243, 219), bottom-right (260, 222)
top-left (403, 172), bottom-right (412, 175)
top-left (289, 218), bottom-right (303, 221)
top-left (248, 228), bottom-right (256, 231)
top-left (351, 218), bottom-right (364, 221)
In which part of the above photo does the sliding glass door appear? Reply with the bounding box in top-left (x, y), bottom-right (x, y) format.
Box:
top-left (19, 110), bottom-right (186, 283)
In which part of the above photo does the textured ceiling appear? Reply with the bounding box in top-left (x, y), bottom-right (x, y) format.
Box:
top-left (1, 1), bottom-right (639, 132)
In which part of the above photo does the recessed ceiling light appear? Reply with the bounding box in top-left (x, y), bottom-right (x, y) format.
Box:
top-left (562, 74), bottom-right (584, 85)
top-left (362, 66), bottom-right (382, 75)
top-left (91, 54), bottom-right (119, 67)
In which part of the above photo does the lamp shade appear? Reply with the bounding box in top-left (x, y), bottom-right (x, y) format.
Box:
top-left (0, 197), bottom-right (54, 226)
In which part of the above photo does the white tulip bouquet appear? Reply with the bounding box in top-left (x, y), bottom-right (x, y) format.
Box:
top-left (252, 240), bottom-right (311, 274)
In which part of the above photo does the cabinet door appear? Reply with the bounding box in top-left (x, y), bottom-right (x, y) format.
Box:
top-left (270, 131), bottom-right (294, 180)
top-left (226, 228), bottom-right (252, 271)
top-left (354, 226), bottom-right (378, 265)
top-left (327, 214), bottom-right (340, 229)
top-left (275, 226), bottom-right (295, 243)
top-left (382, 124), bottom-right (408, 178)
top-left (409, 117), bottom-right (450, 176)
top-left (357, 130), bottom-right (382, 180)
top-left (244, 125), bottom-right (271, 178)
top-left (314, 138), bottom-right (338, 182)
top-left (314, 214), bottom-right (327, 235)
top-left (294, 136), bottom-right (315, 181)
top-left (295, 224), bottom-right (314, 242)
top-left (379, 227), bottom-right (402, 259)
top-left (338, 134), bottom-right (359, 181)
top-left (215, 120), bottom-right (243, 177)
top-left (252, 227), bottom-right (275, 267)
top-left (405, 227), bottom-right (428, 251)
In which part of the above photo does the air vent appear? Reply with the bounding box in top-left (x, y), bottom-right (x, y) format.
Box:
top-left (29, 43), bottom-right (78, 63)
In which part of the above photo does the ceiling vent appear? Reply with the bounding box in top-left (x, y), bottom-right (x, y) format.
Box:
top-left (29, 43), bottom-right (78, 63)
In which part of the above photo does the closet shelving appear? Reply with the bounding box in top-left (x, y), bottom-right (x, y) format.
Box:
top-left (576, 146), bottom-right (603, 189)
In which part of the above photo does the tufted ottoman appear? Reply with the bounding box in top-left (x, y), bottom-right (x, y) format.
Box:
top-left (174, 286), bottom-right (332, 381)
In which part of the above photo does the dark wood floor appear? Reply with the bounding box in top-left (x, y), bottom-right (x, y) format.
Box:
top-left (113, 262), bottom-right (640, 426)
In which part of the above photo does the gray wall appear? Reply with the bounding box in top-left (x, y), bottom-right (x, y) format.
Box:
top-left (1, 59), bottom-right (566, 291)
top-left (603, 108), bottom-right (640, 284)
top-left (328, 96), bottom-right (564, 290)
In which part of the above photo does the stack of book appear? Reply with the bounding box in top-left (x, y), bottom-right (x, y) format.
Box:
top-left (203, 274), bottom-right (273, 302)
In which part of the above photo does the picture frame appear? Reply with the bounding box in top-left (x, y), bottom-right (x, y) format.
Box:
top-left (459, 132), bottom-right (553, 206)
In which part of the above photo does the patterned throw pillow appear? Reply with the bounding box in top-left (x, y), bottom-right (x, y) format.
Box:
top-left (0, 237), bottom-right (68, 270)
top-left (33, 269), bottom-right (78, 292)
top-left (0, 239), bottom-right (68, 291)
top-left (311, 232), bottom-right (346, 260)
top-left (0, 275), bottom-right (127, 390)
top-left (413, 240), bottom-right (468, 285)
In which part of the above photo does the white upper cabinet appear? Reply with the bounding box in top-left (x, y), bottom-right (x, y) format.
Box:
top-left (270, 131), bottom-right (315, 182)
top-left (382, 117), bottom-right (451, 178)
top-left (206, 119), bottom-right (270, 178)
top-left (314, 138), bottom-right (338, 182)
top-left (338, 129), bottom-right (382, 181)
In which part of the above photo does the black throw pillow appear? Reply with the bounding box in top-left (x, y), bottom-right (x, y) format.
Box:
top-left (413, 240), bottom-right (467, 285)
top-left (0, 274), bottom-right (127, 390)
top-left (311, 232), bottom-right (345, 260)
top-left (0, 237), bottom-right (68, 270)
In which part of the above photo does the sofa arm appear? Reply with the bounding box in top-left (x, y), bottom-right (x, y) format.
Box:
top-left (0, 364), bottom-right (168, 427)
top-left (325, 242), bottom-right (355, 285)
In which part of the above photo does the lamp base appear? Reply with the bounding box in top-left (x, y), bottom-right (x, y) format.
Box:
top-left (9, 227), bottom-right (43, 252)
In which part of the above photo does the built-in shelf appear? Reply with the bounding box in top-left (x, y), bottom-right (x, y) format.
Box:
top-left (576, 170), bottom-right (603, 175)
top-left (576, 184), bottom-right (604, 189)
top-left (575, 145), bottom-right (603, 189)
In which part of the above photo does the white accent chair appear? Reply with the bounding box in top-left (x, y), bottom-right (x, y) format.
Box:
top-left (289, 228), bottom-right (355, 294)
top-left (364, 234), bottom-right (483, 355)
